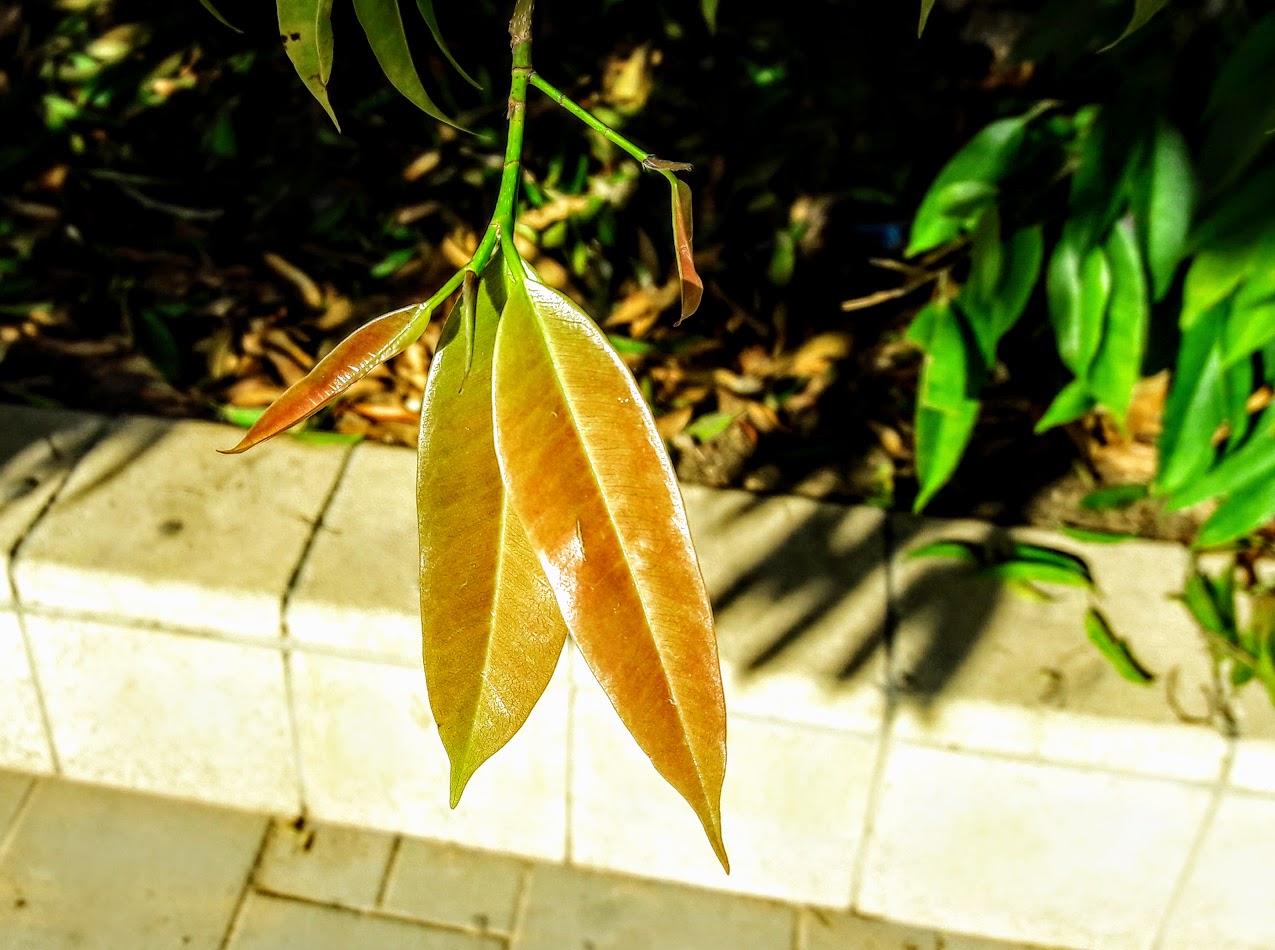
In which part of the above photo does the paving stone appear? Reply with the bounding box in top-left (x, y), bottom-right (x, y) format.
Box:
top-left (381, 836), bottom-right (525, 933)
top-left (683, 484), bottom-right (888, 734)
top-left (802, 909), bottom-right (1038, 950)
top-left (254, 818), bottom-right (396, 910)
top-left (289, 649), bottom-right (567, 860)
top-left (515, 862), bottom-right (794, 950)
top-left (1159, 790), bottom-right (1275, 950)
top-left (569, 673), bottom-right (878, 907)
top-left (26, 615), bottom-right (298, 813)
top-left (229, 892), bottom-right (502, 950)
top-left (0, 405), bottom-right (102, 608)
top-left (890, 516), bottom-right (1227, 783)
top-left (0, 611), bottom-right (52, 773)
top-left (1230, 680), bottom-right (1275, 795)
top-left (287, 442), bottom-right (420, 663)
top-left (0, 770), bottom-right (33, 837)
top-left (13, 416), bottom-right (349, 642)
top-left (0, 778), bottom-right (265, 949)
top-left (857, 741), bottom-right (1212, 950)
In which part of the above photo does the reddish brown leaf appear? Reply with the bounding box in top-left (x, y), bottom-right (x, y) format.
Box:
top-left (220, 302), bottom-right (429, 454)
top-left (492, 276), bottom-right (728, 871)
top-left (418, 261), bottom-right (568, 806)
top-left (666, 173), bottom-right (703, 324)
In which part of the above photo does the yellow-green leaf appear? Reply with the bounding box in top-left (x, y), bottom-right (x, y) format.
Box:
top-left (492, 275), bottom-right (728, 871)
top-left (1104, 0), bottom-right (1170, 50)
top-left (220, 301), bottom-right (429, 454)
top-left (351, 0), bottom-right (462, 129)
top-left (418, 262), bottom-right (568, 806)
top-left (198, 0), bottom-right (241, 31)
top-left (918, 0), bottom-right (938, 36)
top-left (278, 0), bottom-right (339, 130)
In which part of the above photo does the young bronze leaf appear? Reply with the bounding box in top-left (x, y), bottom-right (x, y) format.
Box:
top-left (492, 276), bottom-right (728, 871)
top-left (418, 263), bottom-right (567, 806)
top-left (663, 171), bottom-right (703, 324)
top-left (220, 302), bottom-right (428, 454)
top-left (278, 0), bottom-right (339, 129)
top-left (351, 0), bottom-right (463, 129)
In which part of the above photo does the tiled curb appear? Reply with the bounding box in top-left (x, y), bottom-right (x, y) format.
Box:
top-left (2, 405), bottom-right (1273, 950)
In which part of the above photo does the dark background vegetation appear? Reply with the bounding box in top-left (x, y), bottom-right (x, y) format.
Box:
top-left (0, 0), bottom-right (1253, 532)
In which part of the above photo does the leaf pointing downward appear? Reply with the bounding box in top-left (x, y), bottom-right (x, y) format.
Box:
top-left (418, 261), bottom-right (567, 806)
top-left (663, 171), bottom-right (703, 324)
top-left (278, 0), bottom-right (339, 129)
top-left (492, 275), bottom-right (729, 871)
top-left (220, 301), bottom-right (429, 454)
top-left (351, 0), bottom-right (463, 129)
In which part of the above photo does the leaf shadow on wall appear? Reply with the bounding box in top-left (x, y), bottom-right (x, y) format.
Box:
top-left (691, 487), bottom-right (1001, 707)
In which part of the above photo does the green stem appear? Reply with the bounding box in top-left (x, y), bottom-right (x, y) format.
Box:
top-left (529, 72), bottom-right (691, 173)
top-left (492, 0), bottom-right (535, 243)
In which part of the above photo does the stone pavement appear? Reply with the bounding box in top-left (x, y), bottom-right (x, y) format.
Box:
top-left (0, 770), bottom-right (1036, 950)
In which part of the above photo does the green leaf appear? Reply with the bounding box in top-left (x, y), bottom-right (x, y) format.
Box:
top-left (1076, 243), bottom-right (1113, 379)
top-left (1089, 219), bottom-right (1148, 425)
top-left (912, 302), bottom-right (981, 512)
top-left (217, 405), bottom-right (267, 429)
top-left (913, 400), bottom-right (978, 513)
top-left (493, 273), bottom-right (728, 870)
top-left (683, 411), bottom-right (737, 444)
top-left (1047, 237), bottom-right (1086, 373)
top-left (907, 116), bottom-right (1031, 256)
top-left (1007, 543), bottom-right (1093, 584)
top-left (1167, 402), bottom-right (1275, 510)
top-left (1080, 483), bottom-right (1149, 511)
top-left (906, 540), bottom-right (983, 564)
top-left (702, 0), bottom-right (719, 32)
top-left (1103, 0), bottom-right (1170, 49)
top-left (1136, 120), bottom-right (1194, 302)
top-left (1156, 311), bottom-right (1226, 495)
top-left (1196, 478), bottom-right (1275, 548)
top-left (1199, 16), bottom-right (1275, 193)
top-left (977, 561), bottom-right (1092, 589)
top-left (351, 0), bottom-right (462, 128)
top-left (1181, 244), bottom-right (1261, 329)
top-left (1183, 571), bottom-right (1231, 636)
top-left (415, 0), bottom-right (481, 89)
top-left (198, 0), bottom-right (241, 31)
top-left (933, 180), bottom-right (999, 220)
top-left (1035, 379), bottom-right (1096, 433)
top-left (279, 0), bottom-right (339, 130)
top-left (918, 0), bottom-right (938, 36)
top-left (418, 261), bottom-right (569, 807)
top-left (1084, 609), bottom-right (1154, 684)
top-left (1059, 525), bottom-right (1136, 543)
top-left (1223, 299), bottom-right (1275, 368)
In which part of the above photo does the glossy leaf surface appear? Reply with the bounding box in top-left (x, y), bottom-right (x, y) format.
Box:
top-left (279, 0), bottom-right (338, 129)
top-left (221, 302), bottom-right (427, 454)
top-left (418, 264), bottom-right (568, 806)
top-left (1085, 609), bottom-right (1153, 684)
top-left (351, 0), bottom-right (460, 128)
top-left (911, 301), bottom-right (981, 511)
top-left (1156, 312), bottom-right (1226, 495)
top-left (1137, 119), bottom-right (1193, 302)
top-left (492, 275), bottom-right (728, 870)
top-left (1089, 219), bottom-right (1147, 425)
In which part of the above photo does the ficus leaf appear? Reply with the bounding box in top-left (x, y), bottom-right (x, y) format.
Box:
top-left (220, 301), bottom-right (429, 454)
top-left (492, 275), bottom-right (728, 871)
top-left (1166, 402), bottom-right (1275, 510)
top-left (198, 0), bottom-right (241, 31)
top-left (278, 0), bottom-right (339, 129)
top-left (977, 561), bottom-right (1092, 589)
top-left (918, 0), bottom-right (938, 36)
top-left (415, 0), bottom-right (481, 89)
top-left (1103, 0), bottom-right (1170, 50)
top-left (1136, 119), bottom-right (1194, 302)
top-left (1046, 237), bottom-right (1085, 374)
top-left (418, 261), bottom-right (568, 806)
top-left (1084, 609), bottom-right (1154, 685)
top-left (1035, 379), bottom-right (1095, 434)
top-left (351, 0), bottom-right (463, 129)
top-left (1156, 311), bottom-right (1226, 495)
top-left (1089, 219), bottom-right (1148, 426)
top-left (663, 171), bottom-right (703, 324)
top-left (912, 301), bottom-right (981, 512)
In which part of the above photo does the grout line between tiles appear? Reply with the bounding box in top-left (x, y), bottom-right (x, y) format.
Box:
top-left (278, 445), bottom-right (358, 818)
top-left (373, 834), bottom-right (405, 909)
top-left (847, 514), bottom-right (900, 911)
top-left (250, 885), bottom-right (514, 938)
top-left (505, 861), bottom-right (536, 949)
top-left (0, 775), bottom-right (39, 863)
top-left (217, 817), bottom-right (274, 950)
top-left (5, 422), bottom-right (109, 776)
top-left (1148, 737), bottom-right (1237, 950)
